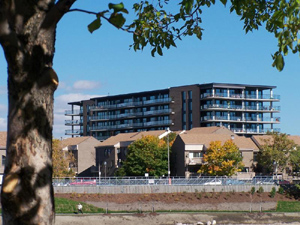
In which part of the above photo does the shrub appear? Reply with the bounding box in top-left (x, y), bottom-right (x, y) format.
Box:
top-left (278, 186), bottom-right (284, 194)
top-left (257, 186), bottom-right (264, 194)
top-left (250, 187), bottom-right (256, 195)
top-left (270, 187), bottom-right (276, 198)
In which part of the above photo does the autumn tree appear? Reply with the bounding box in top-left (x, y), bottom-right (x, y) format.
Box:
top-left (198, 140), bottom-right (244, 176)
top-left (0, 0), bottom-right (299, 224)
top-left (257, 132), bottom-right (298, 175)
top-left (52, 139), bottom-right (75, 178)
top-left (117, 135), bottom-right (173, 177)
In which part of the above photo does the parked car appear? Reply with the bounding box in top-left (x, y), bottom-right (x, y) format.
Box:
top-left (69, 179), bottom-right (96, 186)
top-left (274, 180), bottom-right (290, 185)
top-left (225, 179), bottom-right (245, 185)
top-left (203, 179), bottom-right (222, 185)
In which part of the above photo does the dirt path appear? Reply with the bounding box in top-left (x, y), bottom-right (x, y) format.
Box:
top-left (86, 201), bottom-right (277, 212)
top-left (54, 213), bottom-right (300, 225)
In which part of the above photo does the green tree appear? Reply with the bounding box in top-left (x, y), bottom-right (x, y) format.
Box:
top-left (257, 132), bottom-right (297, 174)
top-left (0, 1), bottom-right (299, 224)
top-left (290, 145), bottom-right (300, 174)
top-left (120, 135), bottom-right (170, 176)
top-left (198, 140), bottom-right (244, 176)
top-left (52, 139), bottom-right (75, 178)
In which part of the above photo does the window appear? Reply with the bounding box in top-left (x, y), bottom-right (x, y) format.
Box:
top-left (2, 155), bottom-right (6, 167)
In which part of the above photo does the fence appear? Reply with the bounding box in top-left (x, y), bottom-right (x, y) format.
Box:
top-left (53, 176), bottom-right (278, 194)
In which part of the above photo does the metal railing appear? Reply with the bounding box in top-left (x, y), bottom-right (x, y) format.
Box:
top-left (52, 176), bottom-right (276, 187)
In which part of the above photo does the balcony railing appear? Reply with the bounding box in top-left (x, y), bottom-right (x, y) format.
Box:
top-left (201, 93), bottom-right (280, 101)
top-left (90, 109), bottom-right (172, 121)
top-left (65, 109), bottom-right (83, 115)
top-left (90, 120), bottom-right (172, 131)
top-left (65, 129), bottom-right (83, 135)
top-left (201, 116), bottom-right (280, 123)
top-left (201, 104), bottom-right (280, 112)
top-left (65, 120), bottom-right (82, 125)
top-left (90, 98), bottom-right (172, 111)
top-left (231, 128), bottom-right (281, 134)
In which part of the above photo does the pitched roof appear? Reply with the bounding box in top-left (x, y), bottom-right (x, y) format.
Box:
top-left (179, 133), bottom-right (258, 150)
top-left (0, 131), bottom-right (7, 147)
top-left (96, 130), bottom-right (167, 147)
top-left (60, 136), bottom-right (96, 148)
top-left (183, 126), bottom-right (234, 135)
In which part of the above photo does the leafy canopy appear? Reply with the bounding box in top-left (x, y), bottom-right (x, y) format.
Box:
top-left (52, 139), bottom-right (75, 178)
top-left (198, 139), bottom-right (244, 176)
top-left (117, 135), bottom-right (173, 177)
top-left (258, 131), bottom-right (298, 174)
top-left (84, 0), bottom-right (300, 70)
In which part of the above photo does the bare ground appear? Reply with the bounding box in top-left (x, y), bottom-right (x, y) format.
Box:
top-left (54, 192), bottom-right (300, 224)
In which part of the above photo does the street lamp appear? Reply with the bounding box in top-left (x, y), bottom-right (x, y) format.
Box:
top-left (167, 128), bottom-right (171, 178)
top-left (98, 163), bottom-right (101, 183)
top-left (104, 161), bottom-right (107, 179)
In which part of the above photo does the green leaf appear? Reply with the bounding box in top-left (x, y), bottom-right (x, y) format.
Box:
top-left (157, 46), bottom-right (163, 56)
top-left (220, 0), bottom-right (227, 6)
top-left (109, 13), bottom-right (126, 28)
top-left (272, 53), bottom-right (285, 71)
top-left (108, 2), bottom-right (126, 13)
top-left (88, 18), bottom-right (102, 33)
top-left (151, 48), bottom-right (156, 57)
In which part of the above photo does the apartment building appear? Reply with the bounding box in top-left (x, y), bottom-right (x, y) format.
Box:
top-left (65, 83), bottom-right (280, 141)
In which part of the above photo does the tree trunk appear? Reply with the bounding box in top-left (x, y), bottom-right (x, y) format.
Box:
top-left (0, 1), bottom-right (65, 224)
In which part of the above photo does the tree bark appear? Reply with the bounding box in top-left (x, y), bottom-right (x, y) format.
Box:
top-left (0, 0), bottom-right (75, 224)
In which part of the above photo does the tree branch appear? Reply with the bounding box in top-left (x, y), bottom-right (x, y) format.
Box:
top-left (41, 0), bottom-right (77, 29)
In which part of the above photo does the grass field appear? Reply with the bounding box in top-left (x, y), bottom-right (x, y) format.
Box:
top-left (55, 198), bottom-right (105, 214)
top-left (54, 198), bottom-right (300, 214)
top-left (276, 201), bottom-right (300, 212)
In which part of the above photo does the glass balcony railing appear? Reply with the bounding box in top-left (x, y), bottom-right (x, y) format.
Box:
top-left (201, 93), bottom-right (280, 100)
top-left (65, 120), bottom-right (82, 125)
top-left (90, 98), bottom-right (172, 111)
top-left (231, 128), bottom-right (281, 134)
top-left (201, 104), bottom-right (280, 112)
top-left (65, 109), bottom-right (83, 115)
top-left (90, 120), bottom-right (172, 131)
top-left (65, 129), bottom-right (83, 135)
top-left (89, 109), bottom-right (171, 121)
top-left (201, 116), bottom-right (280, 123)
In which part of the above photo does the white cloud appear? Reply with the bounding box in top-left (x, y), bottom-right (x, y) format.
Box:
top-left (73, 80), bottom-right (100, 90)
top-left (0, 117), bottom-right (7, 131)
top-left (53, 93), bottom-right (100, 138)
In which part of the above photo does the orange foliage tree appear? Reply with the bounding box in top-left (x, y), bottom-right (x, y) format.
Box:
top-left (198, 140), bottom-right (244, 176)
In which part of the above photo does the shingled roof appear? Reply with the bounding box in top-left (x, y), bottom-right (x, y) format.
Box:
top-left (60, 136), bottom-right (95, 148)
top-left (96, 130), bottom-right (167, 147)
top-left (179, 133), bottom-right (258, 150)
top-left (182, 126), bottom-right (234, 135)
top-left (0, 131), bottom-right (7, 148)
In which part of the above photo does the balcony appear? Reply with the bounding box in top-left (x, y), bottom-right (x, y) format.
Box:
top-left (201, 104), bottom-right (280, 112)
top-left (65, 129), bottom-right (83, 135)
top-left (90, 109), bottom-right (172, 121)
top-left (65, 119), bottom-right (82, 126)
top-left (201, 116), bottom-right (280, 123)
top-left (90, 120), bottom-right (172, 131)
top-left (231, 128), bottom-right (281, 135)
top-left (65, 109), bottom-right (83, 115)
top-left (200, 93), bottom-right (280, 101)
top-left (90, 98), bottom-right (172, 111)
top-left (186, 157), bottom-right (204, 165)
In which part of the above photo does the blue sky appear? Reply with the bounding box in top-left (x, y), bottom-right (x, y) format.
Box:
top-left (0, 1), bottom-right (300, 138)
